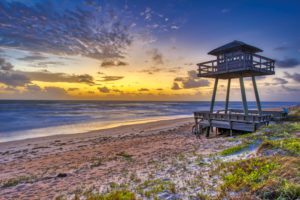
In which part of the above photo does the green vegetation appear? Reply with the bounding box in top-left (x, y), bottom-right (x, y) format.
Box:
top-left (195, 155), bottom-right (207, 166)
top-left (1, 175), bottom-right (35, 188)
top-left (90, 157), bottom-right (103, 168)
top-left (219, 156), bottom-right (300, 199)
top-left (117, 151), bottom-right (133, 161)
top-left (258, 138), bottom-right (300, 156)
top-left (219, 143), bottom-right (249, 156)
top-left (196, 193), bottom-right (209, 200)
top-left (136, 179), bottom-right (176, 199)
top-left (260, 123), bottom-right (300, 138)
top-left (86, 190), bottom-right (136, 200)
top-left (66, 108), bottom-right (300, 200)
top-left (218, 118), bottom-right (300, 199)
top-left (220, 157), bottom-right (278, 192)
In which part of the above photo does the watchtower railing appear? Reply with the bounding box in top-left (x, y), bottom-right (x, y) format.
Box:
top-left (197, 53), bottom-right (275, 76)
top-left (194, 111), bottom-right (272, 123)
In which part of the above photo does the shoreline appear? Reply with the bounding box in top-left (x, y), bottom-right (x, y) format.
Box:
top-left (0, 117), bottom-right (193, 150)
top-left (0, 115), bottom-right (192, 144)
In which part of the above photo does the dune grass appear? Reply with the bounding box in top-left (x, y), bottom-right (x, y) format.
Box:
top-left (258, 138), bottom-right (300, 156)
top-left (86, 190), bottom-right (136, 200)
top-left (218, 155), bottom-right (300, 199)
top-left (219, 143), bottom-right (249, 156)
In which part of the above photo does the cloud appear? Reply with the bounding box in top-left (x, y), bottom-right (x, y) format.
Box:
top-left (31, 61), bottom-right (65, 68)
top-left (140, 66), bottom-right (180, 75)
top-left (0, 58), bottom-right (14, 71)
top-left (171, 82), bottom-right (180, 90)
top-left (98, 87), bottom-right (110, 93)
top-left (172, 70), bottom-right (210, 90)
top-left (274, 46), bottom-right (289, 51)
top-left (170, 25), bottom-right (180, 30)
top-left (284, 72), bottom-right (300, 82)
top-left (282, 85), bottom-right (300, 92)
top-left (138, 88), bottom-right (149, 92)
top-left (272, 77), bottom-right (288, 85)
top-left (26, 84), bottom-right (42, 92)
top-left (0, 71), bottom-right (31, 87)
top-left (112, 89), bottom-right (122, 93)
top-left (277, 58), bottom-right (300, 68)
top-left (140, 67), bottom-right (161, 74)
top-left (17, 70), bottom-right (95, 85)
top-left (0, 1), bottom-right (132, 61)
top-left (101, 60), bottom-right (128, 67)
top-left (44, 86), bottom-right (67, 96)
top-left (168, 67), bottom-right (181, 73)
top-left (67, 88), bottom-right (79, 91)
top-left (28, 85), bottom-right (68, 99)
top-left (98, 76), bottom-right (124, 82)
top-left (18, 53), bottom-right (47, 61)
top-left (0, 58), bottom-right (31, 87)
top-left (148, 48), bottom-right (164, 65)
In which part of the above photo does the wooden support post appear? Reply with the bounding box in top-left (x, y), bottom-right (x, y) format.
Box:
top-left (225, 78), bottom-right (231, 114)
top-left (252, 76), bottom-right (262, 115)
top-left (239, 77), bottom-right (248, 115)
top-left (206, 127), bottom-right (210, 137)
top-left (210, 78), bottom-right (219, 113)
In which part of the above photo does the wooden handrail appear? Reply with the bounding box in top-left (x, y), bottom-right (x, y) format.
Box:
top-left (197, 53), bottom-right (275, 76)
top-left (193, 111), bottom-right (271, 123)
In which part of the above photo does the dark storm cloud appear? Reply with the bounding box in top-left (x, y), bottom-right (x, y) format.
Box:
top-left (0, 1), bottom-right (132, 61)
top-left (172, 70), bottom-right (209, 90)
top-left (284, 72), bottom-right (300, 83)
top-left (277, 58), bottom-right (300, 68)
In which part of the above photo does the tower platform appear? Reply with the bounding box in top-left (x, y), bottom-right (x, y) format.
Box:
top-left (192, 41), bottom-right (280, 137)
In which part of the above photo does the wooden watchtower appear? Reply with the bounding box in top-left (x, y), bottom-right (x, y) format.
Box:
top-left (193, 41), bottom-right (276, 137)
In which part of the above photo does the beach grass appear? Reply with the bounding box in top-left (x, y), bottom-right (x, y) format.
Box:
top-left (219, 143), bottom-right (249, 156)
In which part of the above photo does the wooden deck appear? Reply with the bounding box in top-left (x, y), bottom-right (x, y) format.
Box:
top-left (193, 110), bottom-right (273, 136)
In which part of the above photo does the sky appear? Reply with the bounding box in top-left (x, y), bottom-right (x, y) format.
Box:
top-left (0, 0), bottom-right (300, 101)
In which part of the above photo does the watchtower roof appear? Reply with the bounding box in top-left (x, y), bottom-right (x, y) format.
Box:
top-left (208, 40), bottom-right (263, 56)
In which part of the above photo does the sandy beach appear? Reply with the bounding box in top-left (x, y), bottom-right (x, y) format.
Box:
top-left (0, 117), bottom-right (239, 199)
top-left (1, 106), bottom-right (299, 200)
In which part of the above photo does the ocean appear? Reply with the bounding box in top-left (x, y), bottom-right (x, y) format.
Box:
top-left (0, 100), bottom-right (298, 142)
